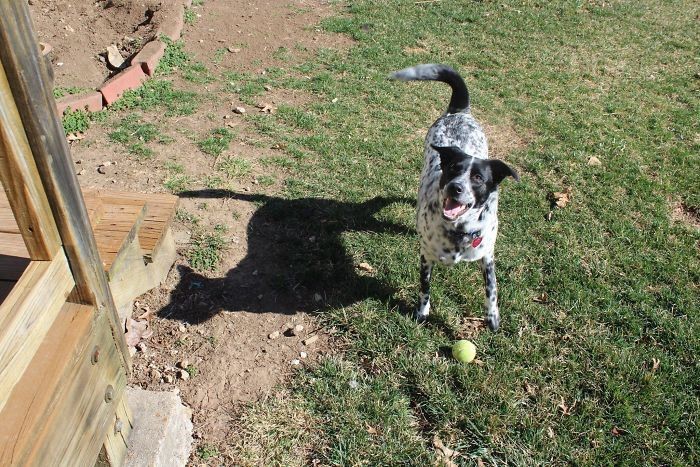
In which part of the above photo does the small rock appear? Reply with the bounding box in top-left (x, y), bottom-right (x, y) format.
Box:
top-left (233, 106), bottom-right (246, 114)
top-left (268, 330), bottom-right (280, 340)
top-left (263, 85), bottom-right (273, 91)
top-left (176, 360), bottom-right (189, 369)
top-left (136, 342), bottom-right (148, 353)
top-left (178, 323), bottom-right (187, 333)
top-left (358, 262), bottom-right (375, 273)
top-left (332, 97), bottom-right (338, 103)
top-left (587, 156), bottom-right (602, 166)
top-left (292, 324), bottom-right (304, 335)
top-left (77, 169), bottom-right (86, 176)
top-left (56, 62), bottom-right (64, 67)
top-left (106, 44), bottom-right (125, 69)
top-left (227, 47), bottom-right (241, 53)
top-left (290, 359), bottom-right (301, 366)
top-left (163, 374), bottom-right (174, 383)
top-left (303, 335), bottom-right (319, 346)
top-left (97, 165), bottom-right (107, 174)
top-left (300, 351), bottom-right (308, 359)
top-left (177, 369), bottom-right (190, 381)
top-left (75, 159), bottom-right (83, 164)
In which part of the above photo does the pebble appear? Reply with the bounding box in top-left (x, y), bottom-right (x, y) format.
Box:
top-left (178, 323), bottom-right (187, 333)
top-left (163, 374), bottom-right (174, 383)
top-left (300, 351), bottom-right (308, 359)
top-left (263, 84), bottom-right (273, 91)
top-left (233, 106), bottom-right (246, 114)
top-left (290, 359), bottom-right (301, 366)
top-left (136, 342), bottom-right (147, 353)
top-left (106, 44), bottom-right (124, 69)
top-left (97, 165), bottom-right (107, 174)
top-left (291, 324), bottom-right (304, 336)
top-left (177, 369), bottom-right (190, 381)
top-left (268, 331), bottom-right (280, 340)
top-left (302, 335), bottom-right (319, 346)
top-left (227, 47), bottom-right (241, 53)
top-left (177, 360), bottom-right (189, 369)
top-left (77, 169), bottom-right (86, 176)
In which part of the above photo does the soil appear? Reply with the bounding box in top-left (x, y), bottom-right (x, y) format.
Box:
top-left (30, 0), bottom-right (163, 89)
top-left (28, 0), bottom-right (348, 463)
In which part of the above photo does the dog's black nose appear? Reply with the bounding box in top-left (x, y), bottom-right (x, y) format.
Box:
top-left (447, 182), bottom-right (465, 197)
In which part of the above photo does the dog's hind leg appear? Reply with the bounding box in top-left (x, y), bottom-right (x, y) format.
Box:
top-left (416, 255), bottom-right (433, 322)
top-left (479, 254), bottom-right (500, 331)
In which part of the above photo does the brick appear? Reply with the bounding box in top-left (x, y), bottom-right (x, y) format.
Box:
top-left (155, 4), bottom-right (185, 41)
top-left (132, 40), bottom-right (167, 76)
top-left (99, 65), bottom-right (148, 106)
top-left (56, 91), bottom-right (103, 115)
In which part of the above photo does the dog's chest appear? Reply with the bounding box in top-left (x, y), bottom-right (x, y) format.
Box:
top-left (417, 175), bottom-right (499, 265)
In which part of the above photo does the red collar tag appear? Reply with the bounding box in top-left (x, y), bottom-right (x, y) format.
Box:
top-left (471, 236), bottom-right (482, 248)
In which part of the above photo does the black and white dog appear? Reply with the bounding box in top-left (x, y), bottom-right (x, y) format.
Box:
top-left (391, 64), bottom-right (519, 331)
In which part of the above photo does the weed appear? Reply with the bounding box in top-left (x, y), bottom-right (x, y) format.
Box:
top-left (163, 174), bottom-right (193, 193)
top-left (188, 229), bottom-right (226, 271)
top-left (108, 114), bottom-right (171, 158)
top-left (185, 365), bottom-right (198, 378)
top-left (196, 444), bottom-right (219, 460)
top-left (198, 128), bottom-right (235, 156)
top-left (214, 47), bottom-right (227, 63)
top-left (53, 86), bottom-right (87, 99)
top-left (217, 156), bottom-right (251, 178)
top-left (257, 175), bottom-right (276, 187)
top-left (111, 79), bottom-right (198, 116)
top-left (203, 175), bottom-right (225, 189)
top-left (61, 109), bottom-right (90, 134)
top-left (184, 8), bottom-right (197, 25)
top-left (175, 209), bottom-right (200, 225)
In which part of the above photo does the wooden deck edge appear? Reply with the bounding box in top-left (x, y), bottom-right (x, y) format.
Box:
top-left (0, 248), bottom-right (74, 413)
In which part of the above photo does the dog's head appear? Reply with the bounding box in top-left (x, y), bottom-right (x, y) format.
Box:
top-left (431, 144), bottom-right (519, 221)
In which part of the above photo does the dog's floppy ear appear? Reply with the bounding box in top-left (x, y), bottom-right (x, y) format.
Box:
top-left (488, 159), bottom-right (520, 185)
top-left (431, 145), bottom-right (467, 168)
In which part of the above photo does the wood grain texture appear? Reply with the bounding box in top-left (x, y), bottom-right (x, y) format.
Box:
top-left (0, 248), bottom-right (74, 414)
top-left (0, 302), bottom-right (127, 466)
top-left (92, 200), bottom-right (145, 274)
top-left (0, 1), bottom-right (130, 371)
top-left (0, 61), bottom-right (60, 259)
top-left (99, 394), bottom-right (133, 467)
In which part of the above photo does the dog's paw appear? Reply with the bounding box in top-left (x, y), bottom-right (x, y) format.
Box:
top-left (485, 310), bottom-right (500, 332)
top-left (414, 310), bottom-right (429, 323)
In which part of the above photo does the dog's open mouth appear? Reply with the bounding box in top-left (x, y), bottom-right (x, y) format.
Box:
top-left (443, 198), bottom-right (469, 220)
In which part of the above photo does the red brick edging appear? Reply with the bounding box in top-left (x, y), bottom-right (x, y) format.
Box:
top-left (54, 0), bottom-right (190, 116)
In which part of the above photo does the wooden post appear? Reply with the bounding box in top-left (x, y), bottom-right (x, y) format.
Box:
top-left (0, 0), bottom-right (130, 372)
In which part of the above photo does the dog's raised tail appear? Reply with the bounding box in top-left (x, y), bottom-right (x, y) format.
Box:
top-left (390, 64), bottom-right (469, 114)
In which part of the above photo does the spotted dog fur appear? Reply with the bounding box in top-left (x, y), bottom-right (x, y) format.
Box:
top-left (391, 64), bottom-right (519, 331)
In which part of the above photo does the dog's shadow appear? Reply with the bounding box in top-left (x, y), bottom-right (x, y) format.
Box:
top-left (159, 189), bottom-right (415, 324)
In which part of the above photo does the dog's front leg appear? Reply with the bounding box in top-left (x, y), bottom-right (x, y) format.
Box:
top-left (416, 254), bottom-right (433, 322)
top-left (479, 254), bottom-right (500, 331)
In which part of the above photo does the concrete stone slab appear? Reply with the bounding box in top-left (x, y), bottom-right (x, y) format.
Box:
top-left (123, 387), bottom-right (193, 467)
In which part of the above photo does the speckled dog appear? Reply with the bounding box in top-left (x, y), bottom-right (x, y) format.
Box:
top-left (391, 64), bottom-right (519, 331)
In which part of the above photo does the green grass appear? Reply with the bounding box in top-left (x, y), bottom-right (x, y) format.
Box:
top-left (196, 444), bottom-right (219, 460)
top-left (230, 1), bottom-right (700, 465)
top-left (61, 109), bottom-right (90, 134)
top-left (188, 224), bottom-right (228, 271)
top-left (184, 7), bottom-right (197, 25)
top-left (198, 127), bottom-right (235, 156)
top-left (108, 114), bottom-right (172, 158)
top-left (217, 156), bottom-right (251, 178)
top-left (53, 86), bottom-right (88, 99)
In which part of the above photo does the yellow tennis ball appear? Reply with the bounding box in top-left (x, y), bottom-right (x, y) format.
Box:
top-left (452, 340), bottom-right (476, 363)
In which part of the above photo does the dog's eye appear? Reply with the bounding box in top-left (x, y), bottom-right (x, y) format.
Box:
top-left (471, 173), bottom-right (483, 183)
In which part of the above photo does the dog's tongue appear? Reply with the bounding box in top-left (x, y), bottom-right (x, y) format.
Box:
top-left (443, 199), bottom-right (465, 219)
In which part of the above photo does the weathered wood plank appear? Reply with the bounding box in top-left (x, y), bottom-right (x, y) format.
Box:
top-left (0, 302), bottom-right (127, 466)
top-left (0, 59), bottom-right (60, 260)
top-left (0, 232), bottom-right (28, 258)
top-left (0, 248), bottom-right (74, 414)
top-left (99, 394), bottom-right (133, 467)
top-left (92, 201), bottom-right (145, 273)
top-left (0, 0), bottom-right (130, 372)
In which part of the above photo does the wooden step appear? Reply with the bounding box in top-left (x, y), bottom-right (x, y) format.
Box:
top-left (91, 198), bottom-right (146, 275)
top-left (0, 301), bottom-right (127, 465)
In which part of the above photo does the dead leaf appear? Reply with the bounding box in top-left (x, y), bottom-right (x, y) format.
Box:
top-left (124, 317), bottom-right (153, 347)
top-left (523, 382), bottom-right (537, 397)
top-left (137, 305), bottom-right (156, 322)
top-left (611, 426), bottom-right (622, 437)
top-left (551, 187), bottom-right (572, 208)
top-left (357, 262), bottom-right (375, 273)
top-left (256, 102), bottom-right (276, 113)
top-left (587, 156), bottom-right (602, 166)
top-left (366, 425), bottom-right (378, 435)
top-left (533, 292), bottom-right (548, 303)
top-left (432, 435), bottom-right (459, 466)
top-left (557, 396), bottom-right (576, 416)
top-left (66, 132), bottom-right (85, 142)
top-left (547, 426), bottom-right (555, 439)
top-left (651, 358), bottom-right (660, 372)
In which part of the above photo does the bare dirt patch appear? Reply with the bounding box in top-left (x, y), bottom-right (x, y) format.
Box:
top-left (29, 0), bottom-right (161, 89)
top-left (31, 0), bottom-right (348, 463)
top-left (671, 200), bottom-right (700, 230)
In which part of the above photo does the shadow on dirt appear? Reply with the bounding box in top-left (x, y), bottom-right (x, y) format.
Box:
top-left (159, 189), bottom-right (416, 324)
